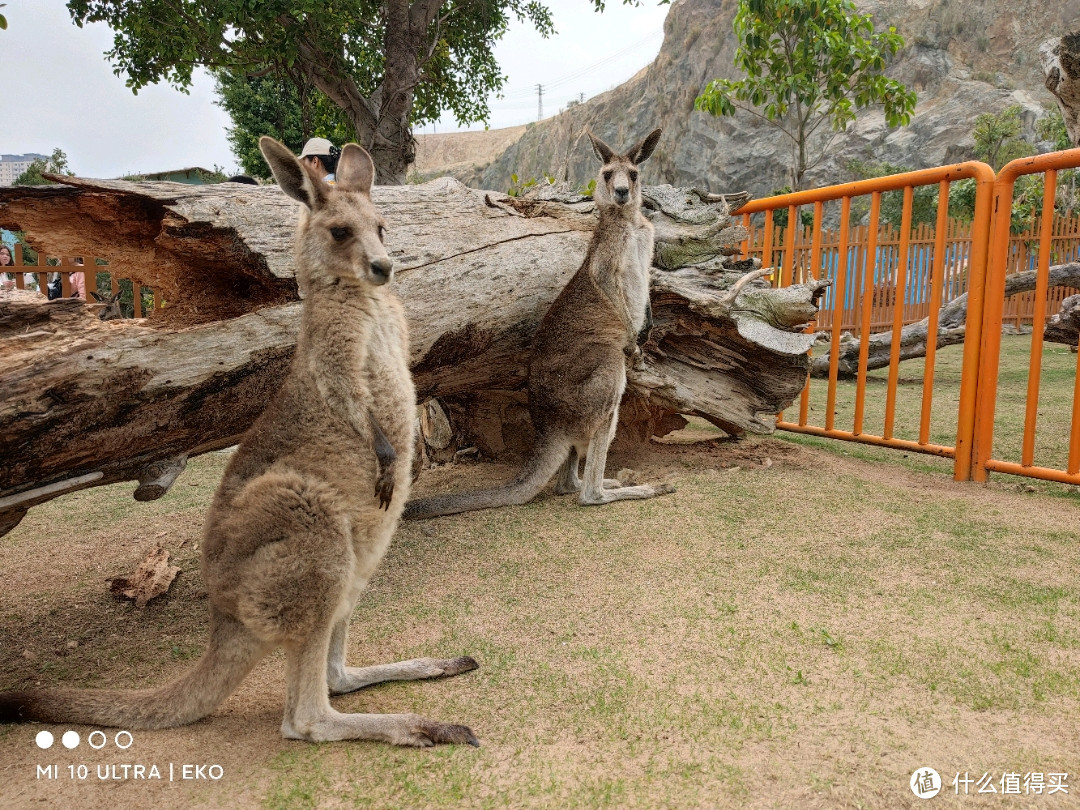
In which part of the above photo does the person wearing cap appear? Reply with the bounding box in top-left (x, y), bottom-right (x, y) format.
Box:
top-left (299, 138), bottom-right (341, 184)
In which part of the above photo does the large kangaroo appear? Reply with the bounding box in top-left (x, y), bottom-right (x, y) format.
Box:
top-left (405, 128), bottom-right (675, 520)
top-left (0, 138), bottom-right (479, 748)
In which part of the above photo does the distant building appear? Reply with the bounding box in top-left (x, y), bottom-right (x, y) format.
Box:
top-left (0, 154), bottom-right (48, 187)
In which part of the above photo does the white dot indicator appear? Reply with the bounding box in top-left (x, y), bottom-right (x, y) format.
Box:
top-left (88, 730), bottom-right (107, 749)
top-left (61, 730), bottom-right (80, 749)
top-left (35, 730), bottom-right (54, 749)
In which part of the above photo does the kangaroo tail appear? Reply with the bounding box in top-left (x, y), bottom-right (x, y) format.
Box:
top-left (404, 436), bottom-right (570, 520)
top-left (0, 610), bottom-right (268, 730)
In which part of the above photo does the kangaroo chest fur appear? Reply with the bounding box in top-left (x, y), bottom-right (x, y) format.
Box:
top-left (589, 211), bottom-right (653, 338)
top-left (618, 214), bottom-right (654, 334)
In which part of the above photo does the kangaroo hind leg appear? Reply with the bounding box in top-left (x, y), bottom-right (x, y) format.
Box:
top-left (554, 447), bottom-right (582, 495)
top-left (284, 625), bottom-right (479, 747)
top-left (579, 409), bottom-right (675, 505)
top-left (326, 617), bottom-right (477, 695)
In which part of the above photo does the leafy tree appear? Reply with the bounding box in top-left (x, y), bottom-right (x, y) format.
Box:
top-left (972, 105), bottom-right (1034, 171)
top-left (694, 0), bottom-right (915, 190)
top-left (1036, 106), bottom-right (1071, 152)
top-left (215, 71), bottom-right (353, 180)
top-left (66, 0), bottom-right (578, 184)
top-left (0, 4), bottom-right (7, 30)
top-left (15, 148), bottom-right (75, 186)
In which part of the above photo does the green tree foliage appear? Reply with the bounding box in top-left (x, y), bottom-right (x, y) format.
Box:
top-left (66, 0), bottom-right (572, 184)
top-left (941, 107), bottom-right (1073, 229)
top-left (215, 71), bottom-right (353, 179)
top-left (0, 4), bottom-right (8, 30)
top-left (694, 0), bottom-right (916, 190)
top-left (14, 148), bottom-right (75, 186)
top-left (1036, 106), bottom-right (1071, 152)
top-left (972, 105), bottom-right (1034, 171)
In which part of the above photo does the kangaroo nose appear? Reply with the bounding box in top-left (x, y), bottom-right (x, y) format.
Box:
top-left (614, 187), bottom-right (630, 203)
top-left (370, 257), bottom-right (393, 282)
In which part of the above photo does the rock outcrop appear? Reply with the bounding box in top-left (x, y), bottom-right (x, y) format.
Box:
top-left (429, 0), bottom-right (1078, 195)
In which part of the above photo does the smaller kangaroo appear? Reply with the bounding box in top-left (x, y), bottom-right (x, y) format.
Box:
top-left (405, 128), bottom-right (675, 520)
top-left (0, 137), bottom-right (478, 748)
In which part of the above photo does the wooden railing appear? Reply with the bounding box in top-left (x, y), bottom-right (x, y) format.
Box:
top-left (743, 214), bottom-right (1080, 334)
top-left (1, 243), bottom-right (160, 317)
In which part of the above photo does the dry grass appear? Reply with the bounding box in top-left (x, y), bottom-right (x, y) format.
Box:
top-left (1, 424), bottom-right (1078, 808)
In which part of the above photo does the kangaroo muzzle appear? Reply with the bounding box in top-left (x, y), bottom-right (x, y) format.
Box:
top-left (370, 257), bottom-right (394, 284)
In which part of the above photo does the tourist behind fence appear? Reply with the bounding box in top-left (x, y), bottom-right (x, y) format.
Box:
top-left (0, 245), bottom-right (13, 291)
top-left (70, 257), bottom-right (86, 299)
top-left (299, 138), bottom-right (340, 184)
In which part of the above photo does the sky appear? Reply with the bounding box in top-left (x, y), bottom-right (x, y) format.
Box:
top-left (0, 2), bottom-right (670, 179)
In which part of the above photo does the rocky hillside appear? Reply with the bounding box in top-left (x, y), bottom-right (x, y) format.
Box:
top-left (438, 0), bottom-right (1077, 196)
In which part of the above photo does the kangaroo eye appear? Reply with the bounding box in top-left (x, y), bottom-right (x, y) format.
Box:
top-left (378, 225), bottom-right (386, 242)
top-left (629, 170), bottom-right (638, 182)
top-left (603, 170), bottom-right (613, 182)
top-left (330, 227), bottom-right (352, 242)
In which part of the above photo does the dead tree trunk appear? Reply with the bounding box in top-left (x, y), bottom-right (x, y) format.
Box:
top-left (1041, 33), bottom-right (1080, 148)
top-left (811, 262), bottom-right (1080, 377)
top-left (0, 176), bottom-right (826, 535)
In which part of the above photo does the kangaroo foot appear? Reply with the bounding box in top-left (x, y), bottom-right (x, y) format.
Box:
top-left (329, 656), bottom-right (479, 695)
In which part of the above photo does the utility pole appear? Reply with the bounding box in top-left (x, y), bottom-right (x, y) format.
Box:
top-left (536, 84), bottom-right (544, 121)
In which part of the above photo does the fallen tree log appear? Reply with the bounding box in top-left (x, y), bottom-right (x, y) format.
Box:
top-left (811, 262), bottom-right (1080, 377)
top-left (0, 176), bottom-right (826, 535)
top-left (1045, 293), bottom-right (1080, 348)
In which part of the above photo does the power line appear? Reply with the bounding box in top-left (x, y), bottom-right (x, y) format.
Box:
top-left (495, 28), bottom-right (663, 101)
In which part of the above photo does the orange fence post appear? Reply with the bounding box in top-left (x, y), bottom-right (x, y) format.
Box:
top-left (797, 200), bottom-right (825, 428)
top-left (972, 147), bottom-right (1080, 486)
top-left (853, 192), bottom-right (881, 436)
top-left (951, 166), bottom-right (996, 480)
top-left (884, 187), bottom-right (914, 440)
top-left (917, 181), bottom-right (951, 446)
top-left (1020, 171), bottom-right (1058, 467)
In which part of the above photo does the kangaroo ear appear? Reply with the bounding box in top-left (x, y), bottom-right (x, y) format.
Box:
top-left (91, 291), bottom-right (104, 303)
top-left (335, 144), bottom-right (376, 195)
top-left (586, 130), bottom-right (616, 165)
top-left (259, 136), bottom-right (328, 210)
top-left (628, 128), bottom-right (662, 165)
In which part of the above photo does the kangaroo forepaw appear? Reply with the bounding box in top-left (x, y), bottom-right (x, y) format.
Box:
top-left (374, 468), bottom-right (395, 510)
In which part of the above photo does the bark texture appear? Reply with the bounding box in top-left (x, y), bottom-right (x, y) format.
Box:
top-left (1045, 293), bottom-right (1080, 348)
top-left (1041, 33), bottom-right (1080, 148)
top-left (0, 176), bottom-right (825, 535)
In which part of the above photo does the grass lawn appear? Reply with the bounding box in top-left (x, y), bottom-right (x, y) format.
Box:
top-left (0, 334), bottom-right (1078, 809)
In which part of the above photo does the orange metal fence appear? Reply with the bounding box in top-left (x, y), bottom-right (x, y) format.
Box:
top-left (742, 214), bottom-right (1079, 333)
top-left (2, 242), bottom-right (160, 317)
top-left (737, 149), bottom-right (1080, 487)
top-left (973, 150), bottom-right (1080, 486)
top-left (737, 162), bottom-right (996, 473)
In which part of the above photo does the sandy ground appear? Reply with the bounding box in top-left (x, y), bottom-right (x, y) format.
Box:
top-left (1, 435), bottom-right (1078, 809)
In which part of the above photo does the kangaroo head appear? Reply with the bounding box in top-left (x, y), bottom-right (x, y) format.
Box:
top-left (586, 128), bottom-right (662, 210)
top-left (91, 290), bottom-right (123, 321)
top-left (259, 136), bottom-right (392, 293)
